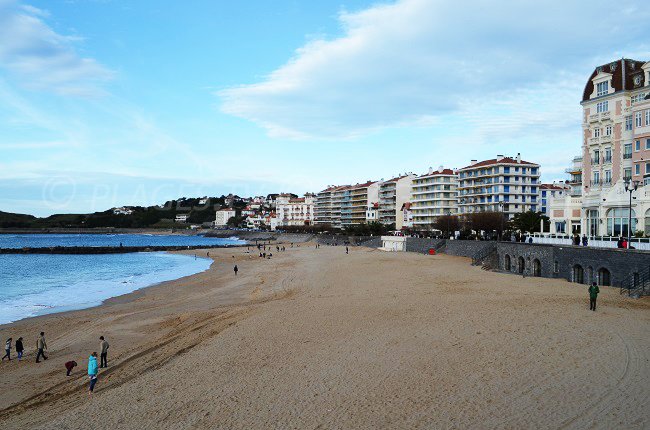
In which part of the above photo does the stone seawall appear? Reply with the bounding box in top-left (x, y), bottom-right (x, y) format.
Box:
top-left (497, 242), bottom-right (650, 287)
top-left (444, 240), bottom-right (495, 258)
top-left (404, 238), bottom-right (446, 254)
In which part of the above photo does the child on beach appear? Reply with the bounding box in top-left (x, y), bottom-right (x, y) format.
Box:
top-left (65, 360), bottom-right (77, 376)
top-left (16, 337), bottom-right (23, 360)
top-left (88, 352), bottom-right (99, 394)
top-left (2, 338), bottom-right (11, 361)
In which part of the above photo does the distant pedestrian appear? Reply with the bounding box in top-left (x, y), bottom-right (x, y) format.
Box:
top-left (622, 238), bottom-right (629, 249)
top-left (345, 246), bottom-right (349, 254)
top-left (528, 236), bottom-right (533, 244)
top-left (88, 352), bottom-right (99, 394)
top-left (15, 337), bottom-right (23, 360)
top-left (588, 282), bottom-right (600, 311)
top-left (616, 237), bottom-right (623, 248)
top-left (35, 332), bottom-right (47, 362)
top-left (207, 251), bottom-right (210, 257)
top-left (234, 265), bottom-right (238, 276)
top-left (573, 235), bottom-right (580, 246)
top-left (2, 337), bottom-right (11, 361)
top-left (582, 235), bottom-right (588, 247)
top-left (65, 360), bottom-right (77, 376)
top-left (99, 336), bottom-right (109, 368)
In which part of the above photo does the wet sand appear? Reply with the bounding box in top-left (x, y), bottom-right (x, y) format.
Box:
top-left (0, 245), bottom-right (648, 429)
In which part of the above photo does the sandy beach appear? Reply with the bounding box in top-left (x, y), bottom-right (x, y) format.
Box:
top-left (0, 244), bottom-right (648, 429)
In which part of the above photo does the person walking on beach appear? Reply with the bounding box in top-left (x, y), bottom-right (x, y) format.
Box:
top-left (88, 352), bottom-right (99, 394)
top-left (65, 360), bottom-right (77, 376)
top-left (99, 336), bottom-right (109, 368)
top-left (588, 282), bottom-right (600, 311)
top-left (16, 337), bottom-right (23, 361)
top-left (2, 338), bottom-right (11, 361)
top-left (345, 246), bottom-right (349, 254)
top-left (35, 332), bottom-right (47, 362)
top-left (234, 265), bottom-right (238, 276)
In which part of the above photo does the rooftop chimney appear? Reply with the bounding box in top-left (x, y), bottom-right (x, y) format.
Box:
top-left (496, 154), bottom-right (504, 161)
top-left (516, 153), bottom-right (521, 163)
top-left (428, 167), bottom-right (433, 174)
top-left (470, 159), bottom-right (478, 165)
top-left (438, 165), bottom-right (444, 172)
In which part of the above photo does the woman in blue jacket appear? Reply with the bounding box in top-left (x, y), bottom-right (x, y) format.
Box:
top-left (88, 352), bottom-right (99, 394)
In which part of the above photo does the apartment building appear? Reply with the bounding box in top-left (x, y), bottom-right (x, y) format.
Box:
top-left (457, 154), bottom-right (540, 219)
top-left (315, 185), bottom-right (345, 227)
top-left (214, 208), bottom-right (237, 227)
top-left (548, 156), bottom-right (584, 234)
top-left (410, 167), bottom-right (458, 229)
top-left (378, 174), bottom-right (415, 229)
top-left (340, 181), bottom-right (380, 227)
top-left (276, 193), bottom-right (315, 227)
top-left (581, 58), bottom-right (650, 236)
top-left (540, 183), bottom-right (569, 216)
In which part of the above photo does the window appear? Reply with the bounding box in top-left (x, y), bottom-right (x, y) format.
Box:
top-left (636, 140), bottom-right (641, 151)
top-left (632, 93), bottom-right (647, 104)
top-left (593, 150), bottom-right (600, 164)
top-left (624, 143), bottom-right (632, 158)
top-left (593, 171), bottom-right (600, 184)
top-left (647, 163), bottom-right (650, 174)
top-left (624, 168), bottom-right (632, 180)
top-left (594, 128), bottom-right (601, 137)
top-left (625, 115), bottom-right (633, 130)
top-left (646, 110), bottom-right (650, 126)
top-left (504, 166), bottom-right (510, 173)
top-left (636, 112), bottom-right (642, 127)
top-left (646, 139), bottom-right (650, 150)
top-left (606, 208), bottom-right (637, 236)
top-left (596, 81), bottom-right (609, 96)
top-left (604, 147), bottom-right (612, 162)
top-left (605, 125), bottom-right (612, 136)
top-left (605, 170), bottom-right (612, 184)
top-left (635, 164), bottom-right (641, 175)
top-left (596, 101), bottom-right (608, 113)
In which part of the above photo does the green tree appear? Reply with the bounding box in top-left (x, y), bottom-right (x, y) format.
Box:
top-left (510, 210), bottom-right (548, 233)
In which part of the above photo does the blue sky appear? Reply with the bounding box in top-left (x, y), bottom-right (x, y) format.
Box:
top-left (1, 0), bottom-right (649, 216)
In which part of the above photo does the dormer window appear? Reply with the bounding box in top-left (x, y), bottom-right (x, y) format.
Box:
top-left (596, 81), bottom-right (609, 97)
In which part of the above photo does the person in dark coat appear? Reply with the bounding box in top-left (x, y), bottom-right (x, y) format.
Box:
top-left (234, 265), bottom-right (238, 276)
top-left (588, 282), bottom-right (600, 311)
top-left (15, 337), bottom-right (24, 361)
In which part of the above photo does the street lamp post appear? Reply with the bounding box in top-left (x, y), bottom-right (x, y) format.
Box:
top-left (623, 178), bottom-right (640, 249)
top-left (498, 202), bottom-right (504, 241)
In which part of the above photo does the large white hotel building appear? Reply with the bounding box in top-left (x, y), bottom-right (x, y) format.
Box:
top-left (581, 58), bottom-right (650, 236)
top-left (410, 167), bottom-right (458, 228)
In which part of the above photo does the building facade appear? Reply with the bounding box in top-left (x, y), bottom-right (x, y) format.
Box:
top-left (548, 156), bottom-right (583, 234)
top-left (410, 167), bottom-right (458, 229)
top-left (580, 59), bottom-right (650, 236)
top-left (540, 183), bottom-right (569, 217)
top-left (214, 208), bottom-right (237, 227)
top-left (276, 193), bottom-right (315, 226)
top-left (378, 174), bottom-right (415, 230)
top-left (457, 155), bottom-right (540, 219)
top-left (340, 181), bottom-right (379, 227)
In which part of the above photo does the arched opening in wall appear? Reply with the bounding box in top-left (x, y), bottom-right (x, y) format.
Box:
top-left (533, 259), bottom-right (541, 277)
top-left (504, 254), bottom-right (511, 271)
top-left (597, 268), bottom-right (611, 286)
top-left (517, 256), bottom-right (525, 274)
top-left (573, 265), bottom-right (584, 284)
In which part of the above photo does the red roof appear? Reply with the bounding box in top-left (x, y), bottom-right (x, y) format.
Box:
top-left (582, 59), bottom-right (646, 102)
top-left (417, 168), bottom-right (455, 177)
top-left (460, 157), bottom-right (538, 170)
top-left (541, 183), bottom-right (568, 190)
top-left (384, 174), bottom-right (410, 183)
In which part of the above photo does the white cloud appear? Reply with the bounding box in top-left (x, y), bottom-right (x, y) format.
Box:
top-left (219, 0), bottom-right (650, 139)
top-left (0, 0), bottom-right (114, 96)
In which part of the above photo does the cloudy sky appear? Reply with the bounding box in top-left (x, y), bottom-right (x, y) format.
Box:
top-left (1, 0), bottom-right (649, 216)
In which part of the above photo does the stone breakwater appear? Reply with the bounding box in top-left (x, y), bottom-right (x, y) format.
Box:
top-left (0, 244), bottom-right (248, 255)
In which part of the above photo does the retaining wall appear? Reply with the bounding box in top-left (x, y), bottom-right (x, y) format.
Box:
top-left (444, 240), bottom-right (495, 258)
top-left (404, 238), bottom-right (446, 254)
top-left (496, 242), bottom-right (650, 286)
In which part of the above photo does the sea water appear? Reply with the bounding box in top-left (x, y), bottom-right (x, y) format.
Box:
top-left (0, 233), bottom-right (243, 249)
top-left (0, 252), bottom-right (212, 324)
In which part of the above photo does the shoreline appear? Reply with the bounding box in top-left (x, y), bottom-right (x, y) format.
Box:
top-left (0, 251), bottom-right (216, 326)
